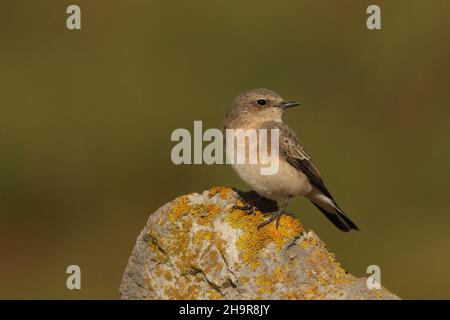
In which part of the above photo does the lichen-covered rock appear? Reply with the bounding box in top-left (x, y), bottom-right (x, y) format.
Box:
top-left (120, 187), bottom-right (399, 300)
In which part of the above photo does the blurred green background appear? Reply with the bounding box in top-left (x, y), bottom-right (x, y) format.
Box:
top-left (1, 0), bottom-right (450, 299)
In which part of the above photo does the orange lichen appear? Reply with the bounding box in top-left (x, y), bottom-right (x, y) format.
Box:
top-left (168, 196), bottom-right (191, 223)
top-left (154, 265), bottom-right (164, 277)
top-left (282, 290), bottom-right (301, 300)
top-left (306, 244), bottom-right (351, 287)
top-left (298, 285), bottom-right (320, 299)
top-left (239, 275), bottom-right (250, 284)
top-left (273, 266), bottom-right (283, 282)
top-left (371, 289), bottom-right (384, 299)
top-left (147, 190), bottom-right (231, 299)
top-left (144, 187), bottom-right (362, 300)
top-left (255, 266), bottom-right (295, 295)
top-left (226, 207), bottom-right (303, 270)
top-left (163, 194), bottom-right (223, 272)
top-left (190, 203), bottom-right (221, 226)
top-left (208, 186), bottom-right (232, 199)
top-left (256, 273), bottom-right (274, 294)
top-left (207, 290), bottom-right (223, 300)
top-left (164, 275), bottom-right (202, 299)
top-left (192, 230), bottom-right (214, 247)
top-left (169, 195), bottom-right (221, 226)
top-left (164, 271), bottom-right (173, 281)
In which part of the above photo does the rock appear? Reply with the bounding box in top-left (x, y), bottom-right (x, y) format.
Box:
top-left (120, 187), bottom-right (399, 300)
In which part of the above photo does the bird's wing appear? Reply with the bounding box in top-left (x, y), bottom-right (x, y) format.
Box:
top-left (261, 121), bottom-right (359, 232)
top-left (261, 121), bottom-right (333, 200)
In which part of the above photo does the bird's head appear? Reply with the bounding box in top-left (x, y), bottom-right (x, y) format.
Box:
top-left (230, 88), bottom-right (300, 122)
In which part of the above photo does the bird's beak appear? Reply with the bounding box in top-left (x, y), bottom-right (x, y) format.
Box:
top-left (279, 101), bottom-right (300, 109)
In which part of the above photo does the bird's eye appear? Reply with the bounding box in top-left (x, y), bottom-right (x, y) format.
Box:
top-left (256, 99), bottom-right (267, 106)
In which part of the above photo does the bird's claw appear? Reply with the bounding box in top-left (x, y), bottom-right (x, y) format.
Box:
top-left (257, 210), bottom-right (293, 229)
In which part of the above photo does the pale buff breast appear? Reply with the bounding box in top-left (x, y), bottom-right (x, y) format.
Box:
top-left (231, 160), bottom-right (313, 203)
top-left (226, 118), bottom-right (312, 202)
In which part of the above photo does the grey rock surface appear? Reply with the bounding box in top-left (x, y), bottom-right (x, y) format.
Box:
top-left (120, 187), bottom-right (399, 300)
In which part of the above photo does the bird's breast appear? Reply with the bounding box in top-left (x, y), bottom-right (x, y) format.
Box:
top-left (231, 160), bottom-right (312, 202)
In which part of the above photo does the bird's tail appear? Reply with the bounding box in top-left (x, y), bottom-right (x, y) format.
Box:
top-left (308, 193), bottom-right (359, 232)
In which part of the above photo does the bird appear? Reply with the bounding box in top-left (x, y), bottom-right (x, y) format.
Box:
top-left (223, 88), bottom-right (358, 232)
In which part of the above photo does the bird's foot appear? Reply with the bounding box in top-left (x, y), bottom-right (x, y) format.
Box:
top-left (232, 203), bottom-right (256, 215)
top-left (258, 209), bottom-right (293, 229)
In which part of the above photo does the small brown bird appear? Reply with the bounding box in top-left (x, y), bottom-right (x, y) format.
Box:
top-left (224, 88), bottom-right (358, 232)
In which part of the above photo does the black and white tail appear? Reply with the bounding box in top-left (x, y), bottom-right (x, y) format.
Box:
top-left (308, 192), bottom-right (359, 232)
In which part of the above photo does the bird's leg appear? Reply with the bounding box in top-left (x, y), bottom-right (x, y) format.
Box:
top-left (232, 203), bottom-right (256, 215)
top-left (258, 197), bottom-right (293, 229)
